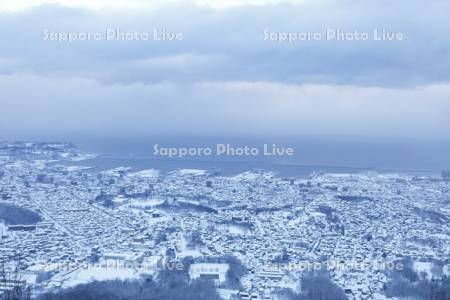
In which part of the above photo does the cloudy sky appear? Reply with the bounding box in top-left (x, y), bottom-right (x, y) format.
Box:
top-left (1, 0), bottom-right (449, 140)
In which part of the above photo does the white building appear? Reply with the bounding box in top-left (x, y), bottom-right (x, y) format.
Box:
top-left (189, 263), bottom-right (229, 285)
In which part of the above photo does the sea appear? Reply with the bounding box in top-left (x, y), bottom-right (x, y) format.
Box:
top-left (51, 136), bottom-right (450, 178)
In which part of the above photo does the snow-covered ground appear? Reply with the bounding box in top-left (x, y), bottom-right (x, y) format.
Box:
top-left (58, 263), bottom-right (140, 289)
top-left (129, 169), bottom-right (160, 178)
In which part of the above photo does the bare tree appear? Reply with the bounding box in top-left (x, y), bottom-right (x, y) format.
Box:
top-left (0, 236), bottom-right (31, 300)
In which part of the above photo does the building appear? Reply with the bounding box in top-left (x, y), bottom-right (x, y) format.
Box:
top-left (189, 263), bottom-right (229, 286)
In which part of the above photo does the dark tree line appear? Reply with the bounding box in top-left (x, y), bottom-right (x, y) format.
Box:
top-left (36, 278), bottom-right (220, 300)
top-left (384, 257), bottom-right (450, 300)
top-left (276, 271), bottom-right (348, 300)
top-left (0, 203), bottom-right (41, 225)
top-left (37, 262), bottom-right (222, 300)
top-left (35, 255), bottom-right (247, 300)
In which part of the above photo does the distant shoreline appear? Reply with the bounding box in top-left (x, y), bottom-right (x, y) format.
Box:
top-left (49, 155), bottom-right (440, 178)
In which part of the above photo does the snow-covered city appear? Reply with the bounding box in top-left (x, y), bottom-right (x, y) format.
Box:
top-left (1, 142), bottom-right (449, 300)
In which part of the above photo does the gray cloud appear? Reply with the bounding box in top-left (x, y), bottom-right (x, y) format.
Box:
top-left (0, 0), bottom-right (449, 86)
top-left (1, 74), bottom-right (450, 139)
top-left (0, 1), bottom-right (450, 140)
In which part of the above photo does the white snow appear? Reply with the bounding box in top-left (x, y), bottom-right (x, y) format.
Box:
top-left (130, 169), bottom-right (160, 178)
top-left (60, 264), bottom-right (139, 288)
top-left (177, 169), bottom-right (207, 176)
